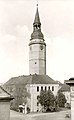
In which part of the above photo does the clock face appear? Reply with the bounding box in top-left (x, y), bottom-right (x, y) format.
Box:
top-left (40, 45), bottom-right (43, 50)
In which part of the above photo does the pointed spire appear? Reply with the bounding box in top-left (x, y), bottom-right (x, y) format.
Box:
top-left (30, 3), bottom-right (44, 40)
top-left (34, 4), bottom-right (41, 24)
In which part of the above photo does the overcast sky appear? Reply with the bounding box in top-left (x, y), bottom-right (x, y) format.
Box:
top-left (0, 0), bottom-right (74, 83)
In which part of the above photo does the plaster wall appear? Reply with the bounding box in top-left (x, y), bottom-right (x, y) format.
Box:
top-left (29, 41), bottom-right (46, 75)
top-left (26, 84), bottom-right (59, 112)
top-left (0, 101), bottom-right (10, 120)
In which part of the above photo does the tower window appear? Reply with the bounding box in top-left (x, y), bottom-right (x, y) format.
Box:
top-left (35, 62), bottom-right (37, 64)
top-left (38, 25), bottom-right (40, 28)
top-left (35, 25), bottom-right (37, 29)
top-left (52, 86), bottom-right (54, 91)
top-left (40, 45), bottom-right (43, 50)
top-left (37, 86), bottom-right (39, 92)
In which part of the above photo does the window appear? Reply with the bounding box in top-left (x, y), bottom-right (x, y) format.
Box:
top-left (45, 86), bottom-right (47, 91)
top-left (37, 109), bottom-right (39, 112)
top-left (37, 86), bottom-right (39, 92)
top-left (37, 102), bottom-right (39, 106)
top-left (41, 86), bottom-right (43, 91)
top-left (48, 86), bottom-right (50, 90)
top-left (37, 95), bottom-right (40, 100)
top-left (40, 45), bottom-right (43, 50)
top-left (52, 86), bottom-right (54, 91)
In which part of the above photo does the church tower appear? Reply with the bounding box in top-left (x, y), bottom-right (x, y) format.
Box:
top-left (29, 5), bottom-right (46, 75)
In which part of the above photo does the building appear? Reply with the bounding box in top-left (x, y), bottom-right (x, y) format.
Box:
top-left (0, 86), bottom-right (13, 120)
top-left (29, 4), bottom-right (46, 75)
top-left (3, 4), bottom-right (60, 112)
top-left (59, 83), bottom-right (70, 105)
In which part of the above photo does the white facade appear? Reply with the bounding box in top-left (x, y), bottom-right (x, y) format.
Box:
top-left (26, 84), bottom-right (59, 112)
top-left (29, 39), bottom-right (46, 75)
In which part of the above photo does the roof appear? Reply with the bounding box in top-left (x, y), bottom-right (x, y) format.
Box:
top-left (55, 81), bottom-right (63, 86)
top-left (31, 31), bottom-right (44, 40)
top-left (69, 77), bottom-right (74, 80)
top-left (65, 79), bottom-right (74, 86)
top-left (31, 6), bottom-right (44, 40)
top-left (34, 6), bottom-right (40, 24)
top-left (59, 84), bottom-right (70, 92)
top-left (0, 86), bottom-right (13, 100)
top-left (4, 74), bottom-right (58, 86)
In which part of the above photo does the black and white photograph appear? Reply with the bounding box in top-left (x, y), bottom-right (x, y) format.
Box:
top-left (0, 0), bottom-right (74, 119)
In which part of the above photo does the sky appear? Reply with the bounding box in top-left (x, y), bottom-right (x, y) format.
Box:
top-left (0, 0), bottom-right (74, 83)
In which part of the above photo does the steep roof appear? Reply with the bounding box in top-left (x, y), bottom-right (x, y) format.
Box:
top-left (34, 6), bottom-right (40, 24)
top-left (31, 5), bottom-right (44, 40)
top-left (4, 74), bottom-right (58, 86)
top-left (59, 84), bottom-right (70, 92)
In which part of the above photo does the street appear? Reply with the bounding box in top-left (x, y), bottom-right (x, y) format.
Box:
top-left (10, 110), bottom-right (71, 120)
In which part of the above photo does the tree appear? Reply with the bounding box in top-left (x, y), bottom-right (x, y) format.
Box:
top-left (10, 85), bottom-right (30, 111)
top-left (57, 92), bottom-right (66, 107)
top-left (39, 90), bottom-right (55, 110)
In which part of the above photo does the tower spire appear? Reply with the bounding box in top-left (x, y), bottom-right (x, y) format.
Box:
top-left (31, 3), bottom-right (44, 40)
top-left (34, 2), bottom-right (40, 24)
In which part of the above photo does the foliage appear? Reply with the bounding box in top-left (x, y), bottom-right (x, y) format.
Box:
top-left (10, 85), bottom-right (30, 111)
top-left (39, 90), bottom-right (55, 109)
top-left (57, 92), bottom-right (66, 107)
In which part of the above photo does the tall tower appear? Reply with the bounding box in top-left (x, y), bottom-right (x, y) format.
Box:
top-left (29, 5), bottom-right (46, 75)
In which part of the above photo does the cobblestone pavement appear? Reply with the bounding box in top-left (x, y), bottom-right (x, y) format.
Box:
top-left (10, 110), bottom-right (71, 120)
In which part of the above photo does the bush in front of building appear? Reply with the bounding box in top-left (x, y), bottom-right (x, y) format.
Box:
top-left (39, 89), bottom-right (56, 112)
top-left (57, 92), bottom-right (67, 107)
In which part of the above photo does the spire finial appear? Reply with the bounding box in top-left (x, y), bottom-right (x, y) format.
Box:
top-left (36, 0), bottom-right (38, 7)
top-left (34, 1), bottom-right (40, 24)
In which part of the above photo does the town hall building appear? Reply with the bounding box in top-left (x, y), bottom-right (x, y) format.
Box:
top-left (3, 5), bottom-right (60, 112)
